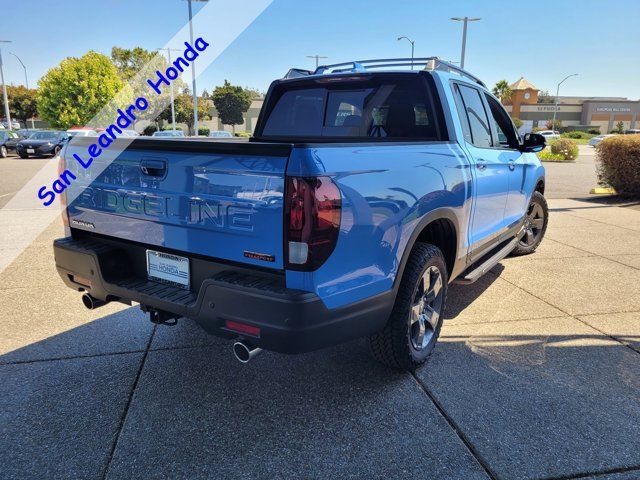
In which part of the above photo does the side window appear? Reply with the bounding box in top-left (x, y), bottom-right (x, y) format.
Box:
top-left (456, 84), bottom-right (493, 148)
top-left (484, 94), bottom-right (520, 148)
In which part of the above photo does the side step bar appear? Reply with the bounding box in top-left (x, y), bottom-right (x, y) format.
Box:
top-left (454, 237), bottom-right (519, 285)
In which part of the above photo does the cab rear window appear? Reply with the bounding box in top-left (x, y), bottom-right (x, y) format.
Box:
top-left (259, 74), bottom-right (444, 141)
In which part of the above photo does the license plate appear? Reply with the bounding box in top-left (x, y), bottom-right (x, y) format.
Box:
top-left (27, 148), bottom-right (35, 154)
top-left (146, 250), bottom-right (190, 289)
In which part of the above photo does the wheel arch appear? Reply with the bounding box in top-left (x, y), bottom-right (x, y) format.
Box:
top-left (393, 208), bottom-right (461, 294)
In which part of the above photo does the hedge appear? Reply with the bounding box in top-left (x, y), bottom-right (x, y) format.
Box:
top-left (549, 138), bottom-right (579, 160)
top-left (596, 135), bottom-right (640, 196)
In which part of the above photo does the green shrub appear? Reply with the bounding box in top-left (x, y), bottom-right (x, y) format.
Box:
top-left (234, 131), bottom-right (251, 137)
top-left (562, 131), bottom-right (588, 139)
top-left (511, 117), bottom-right (523, 129)
top-left (198, 126), bottom-right (210, 136)
top-left (588, 129), bottom-right (600, 135)
top-left (538, 149), bottom-right (568, 162)
top-left (596, 135), bottom-right (640, 196)
top-left (142, 125), bottom-right (158, 136)
top-left (549, 138), bottom-right (579, 160)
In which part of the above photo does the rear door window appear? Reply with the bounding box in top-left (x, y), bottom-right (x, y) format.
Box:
top-left (260, 75), bottom-right (444, 140)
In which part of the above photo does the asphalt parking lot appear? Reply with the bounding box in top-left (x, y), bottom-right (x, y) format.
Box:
top-left (1, 146), bottom-right (639, 479)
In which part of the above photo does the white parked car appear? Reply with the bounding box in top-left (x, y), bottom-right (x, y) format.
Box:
top-left (152, 130), bottom-right (185, 138)
top-left (537, 130), bottom-right (561, 141)
top-left (209, 130), bottom-right (233, 138)
top-left (67, 128), bottom-right (98, 137)
top-left (588, 134), bottom-right (616, 147)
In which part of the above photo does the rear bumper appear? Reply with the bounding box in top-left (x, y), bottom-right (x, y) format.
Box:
top-left (53, 236), bottom-right (393, 354)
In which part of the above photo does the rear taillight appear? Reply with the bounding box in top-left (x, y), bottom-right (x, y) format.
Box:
top-left (58, 155), bottom-right (69, 227)
top-left (285, 176), bottom-right (341, 271)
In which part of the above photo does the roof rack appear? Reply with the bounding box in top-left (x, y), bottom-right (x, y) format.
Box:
top-left (283, 57), bottom-right (485, 88)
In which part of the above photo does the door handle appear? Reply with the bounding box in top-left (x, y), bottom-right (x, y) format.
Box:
top-left (508, 160), bottom-right (516, 171)
top-left (476, 159), bottom-right (487, 171)
top-left (140, 158), bottom-right (167, 177)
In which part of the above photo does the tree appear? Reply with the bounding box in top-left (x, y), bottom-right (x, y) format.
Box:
top-left (511, 117), bottom-right (523, 129)
top-left (111, 46), bottom-right (157, 81)
top-left (546, 119), bottom-right (562, 130)
top-left (37, 51), bottom-right (123, 129)
top-left (537, 89), bottom-right (554, 104)
top-left (611, 121), bottom-right (625, 134)
top-left (160, 91), bottom-right (211, 135)
top-left (212, 80), bottom-right (252, 133)
top-left (492, 80), bottom-right (512, 104)
top-left (7, 85), bottom-right (38, 127)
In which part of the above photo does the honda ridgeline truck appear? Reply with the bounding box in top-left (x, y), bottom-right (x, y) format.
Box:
top-left (54, 58), bottom-right (548, 371)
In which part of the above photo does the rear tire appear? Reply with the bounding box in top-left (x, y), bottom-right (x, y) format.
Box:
top-left (511, 191), bottom-right (548, 256)
top-left (369, 243), bottom-right (448, 371)
top-left (0, 146), bottom-right (7, 158)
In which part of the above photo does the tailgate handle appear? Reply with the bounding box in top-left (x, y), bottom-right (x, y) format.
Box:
top-left (140, 159), bottom-right (167, 177)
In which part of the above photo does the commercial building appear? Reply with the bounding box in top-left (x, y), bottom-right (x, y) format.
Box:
top-left (504, 77), bottom-right (640, 133)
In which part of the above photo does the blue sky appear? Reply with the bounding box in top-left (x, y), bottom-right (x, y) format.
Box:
top-left (2, 0), bottom-right (639, 99)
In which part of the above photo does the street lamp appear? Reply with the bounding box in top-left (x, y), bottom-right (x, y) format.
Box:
top-left (306, 55), bottom-right (328, 69)
top-left (0, 40), bottom-right (13, 131)
top-left (397, 36), bottom-right (415, 69)
top-left (552, 73), bottom-right (578, 132)
top-left (186, 0), bottom-right (208, 135)
top-left (157, 48), bottom-right (182, 131)
top-left (450, 17), bottom-right (480, 69)
top-left (9, 52), bottom-right (34, 128)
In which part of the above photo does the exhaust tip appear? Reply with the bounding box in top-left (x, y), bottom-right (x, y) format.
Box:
top-left (82, 293), bottom-right (106, 310)
top-left (233, 341), bottom-right (261, 363)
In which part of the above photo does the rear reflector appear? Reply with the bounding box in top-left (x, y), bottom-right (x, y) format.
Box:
top-left (224, 320), bottom-right (260, 337)
top-left (285, 176), bottom-right (341, 271)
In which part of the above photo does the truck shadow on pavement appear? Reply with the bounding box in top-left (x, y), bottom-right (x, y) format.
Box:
top-left (2, 263), bottom-right (640, 480)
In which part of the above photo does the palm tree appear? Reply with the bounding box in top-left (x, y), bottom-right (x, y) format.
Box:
top-left (492, 80), bottom-right (512, 104)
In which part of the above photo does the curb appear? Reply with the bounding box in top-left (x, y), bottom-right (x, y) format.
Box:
top-left (589, 187), bottom-right (617, 195)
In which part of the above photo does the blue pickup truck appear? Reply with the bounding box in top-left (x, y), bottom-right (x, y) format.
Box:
top-left (54, 58), bottom-right (548, 371)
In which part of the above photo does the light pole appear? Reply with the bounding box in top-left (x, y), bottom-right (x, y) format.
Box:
top-left (450, 17), bottom-right (480, 69)
top-left (186, 0), bottom-right (208, 135)
top-left (0, 40), bottom-right (13, 131)
top-left (306, 55), bottom-right (328, 69)
top-left (397, 36), bottom-right (415, 69)
top-left (9, 51), bottom-right (34, 128)
top-left (552, 73), bottom-right (578, 132)
top-left (157, 48), bottom-right (181, 131)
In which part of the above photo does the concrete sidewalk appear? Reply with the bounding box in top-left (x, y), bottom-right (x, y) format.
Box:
top-left (1, 196), bottom-right (639, 479)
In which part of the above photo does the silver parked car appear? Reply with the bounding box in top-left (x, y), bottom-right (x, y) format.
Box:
top-left (588, 134), bottom-right (616, 147)
top-left (537, 130), bottom-right (561, 141)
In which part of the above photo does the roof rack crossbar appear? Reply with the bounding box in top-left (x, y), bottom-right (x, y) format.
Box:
top-left (305, 57), bottom-right (485, 87)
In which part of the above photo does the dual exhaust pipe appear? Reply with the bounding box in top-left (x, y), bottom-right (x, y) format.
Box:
top-left (81, 294), bottom-right (262, 363)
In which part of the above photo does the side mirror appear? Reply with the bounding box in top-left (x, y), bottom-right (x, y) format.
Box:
top-left (520, 133), bottom-right (546, 153)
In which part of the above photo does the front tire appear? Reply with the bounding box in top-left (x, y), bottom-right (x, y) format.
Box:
top-left (369, 243), bottom-right (448, 371)
top-left (0, 145), bottom-right (7, 158)
top-left (511, 191), bottom-right (548, 256)
top-left (18, 152), bottom-right (28, 159)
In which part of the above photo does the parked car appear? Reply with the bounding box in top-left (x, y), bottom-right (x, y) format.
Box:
top-left (54, 58), bottom-right (547, 371)
top-left (16, 130), bottom-right (69, 158)
top-left (1, 120), bottom-right (21, 130)
top-left (152, 130), bottom-right (185, 137)
top-left (0, 130), bottom-right (21, 157)
top-left (16, 128), bottom-right (39, 138)
top-left (537, 130), bottom-right (560, 141)
top-left (67, 128), bottom-right (98, 138)
top-left (588, 134), bottom-right (617, 147)
top-left (624, 129), bottom-right (640, 135)
top-left (120, 130), bottom-right (140, 138)
top-left (209, 130), bottom-right (233, 138)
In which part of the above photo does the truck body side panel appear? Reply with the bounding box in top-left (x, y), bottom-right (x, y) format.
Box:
top-left (285, 142), bottom-right (473, 309)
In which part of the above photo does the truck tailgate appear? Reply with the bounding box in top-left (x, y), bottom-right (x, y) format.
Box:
top-left (64, 139), bottom-right (291, 270)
